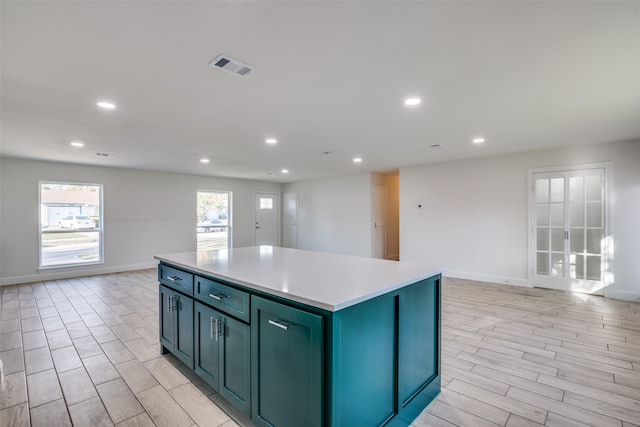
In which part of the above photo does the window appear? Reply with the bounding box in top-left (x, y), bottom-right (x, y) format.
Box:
top-left (197, 191), bottom-right (231, 251)
top-left (259, 197), bottom-right (273, 210)
top-left (39, 182), bottom-right (103, 268)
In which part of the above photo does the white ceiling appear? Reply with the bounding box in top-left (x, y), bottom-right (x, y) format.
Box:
top-left (2, 1), bottom-right (640, 182)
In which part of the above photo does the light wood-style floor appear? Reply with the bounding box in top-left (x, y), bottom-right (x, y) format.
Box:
top-left (1, 270), bottom-right (639, 426)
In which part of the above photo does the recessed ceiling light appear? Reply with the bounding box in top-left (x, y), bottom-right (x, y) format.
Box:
top-left (404, 97), bottom-right (421, 106)
top-left (353, 157), bottom-right (363, 163)
top-left (70, 141), bottom-right (84, 147)
top-left (473, 137), bottom-right (485, 144)
top-left (200, 158), bottom-right (210, 164)
top-left (96, 101), bottom-right (116, 109)
top-left (281, 169), bottom-right (289, 174)
top-left (265, 138), bottom-right (277, 144)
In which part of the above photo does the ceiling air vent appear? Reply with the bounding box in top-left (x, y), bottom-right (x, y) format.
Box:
top-left (209, 54), bottom-right (253, 77)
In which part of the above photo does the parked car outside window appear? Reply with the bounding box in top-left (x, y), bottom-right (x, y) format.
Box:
top-left (59, 215), bottom-right (96, 230)
top-left (197, 219), bottom-right (227, 232)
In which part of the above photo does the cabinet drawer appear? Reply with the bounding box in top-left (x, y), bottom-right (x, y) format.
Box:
top-left (159, 264), bottom-right (194, 296)
top-left (195, 276), bottom-right (250, 323)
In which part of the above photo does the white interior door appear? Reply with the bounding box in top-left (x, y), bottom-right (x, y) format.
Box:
top-left (255, 192), bottom-right (279, 246)
top-left (372, 185), bottom-right (387, 259)
top-left (531, 168), bottom-right (606, 295)
top-left (532, 172), bottom-right (567, 290)
top-left (566, 170), bottom-right (606, 294)
top-left (283, 192), bottom-right (297, 249)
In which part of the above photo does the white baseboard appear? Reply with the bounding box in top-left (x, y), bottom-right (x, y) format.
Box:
top-left (0, 262), bottom-right (158, 286)
top-left (444, 270), bottom-right (531, 288)
top-left (445, 271), bottom-right (640, 302)
top-left (606, 288), bottom-right (640, 301)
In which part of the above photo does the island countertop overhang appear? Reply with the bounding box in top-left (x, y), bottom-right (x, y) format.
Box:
top-left (155, 246), bottom-right (445, 312)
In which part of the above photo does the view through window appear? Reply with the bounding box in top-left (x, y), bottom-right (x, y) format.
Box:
top-left (39, 182), bottom-right (103, 268)
top-left (197, 191), bottom-right (231, 251)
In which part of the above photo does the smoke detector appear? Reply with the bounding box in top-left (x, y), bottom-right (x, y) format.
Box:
top-left (209, 54), bottom-right (253, 77)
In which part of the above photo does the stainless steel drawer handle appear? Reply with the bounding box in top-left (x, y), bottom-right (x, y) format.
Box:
top-left (268, 319), bottom-right (289, 330)
top-left (166, 276), bottom-right (182, 282)
top-left (209, 293), bottom-right (227, 301)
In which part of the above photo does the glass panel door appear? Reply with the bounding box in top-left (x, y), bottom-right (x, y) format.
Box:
top-left (531, 168), bottom-right (606, 294)
top-left (567, 170), bottom-right (604, 293)
top-left (533, 173), bottom-right (566, 290)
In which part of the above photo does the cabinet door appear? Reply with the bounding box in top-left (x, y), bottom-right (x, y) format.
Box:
top-left (159, 285), bottom-right (175, 353)
top-left (174, 293), bottom-right (194, 369)
top-left (220, 315), bottom-right (251, 416)
top-left (194, 302), bottom-right (220, 390)
top-left (251, 297), bottom-right (323, 427)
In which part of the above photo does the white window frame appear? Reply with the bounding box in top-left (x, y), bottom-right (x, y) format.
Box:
top-left (197, 189), bottom-right (232, 250)
top-left (39, 181), bottom-right (104, 270)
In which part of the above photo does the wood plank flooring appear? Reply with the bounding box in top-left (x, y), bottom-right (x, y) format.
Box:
top-left (416, 277), bottom-right (640, 427)
top-left (1, 270), bottom-right (639, 426)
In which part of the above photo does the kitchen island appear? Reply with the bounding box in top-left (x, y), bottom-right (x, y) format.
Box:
top-left (156, 246), bottom-right (443, 427)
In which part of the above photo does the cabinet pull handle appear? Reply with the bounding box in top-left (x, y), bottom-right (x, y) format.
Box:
top-left (167, 295), bottom-right (172, 313)
top-left (209, 293), bottom-right (227, 301)
top-left (214, 318), bottom-right (220, 341)
top-left (268, 319), bottom-right (289, 330)
top-left (210, 316), bottom-right (214, 339)
top-left (167, 276), bottom-right (181, 282)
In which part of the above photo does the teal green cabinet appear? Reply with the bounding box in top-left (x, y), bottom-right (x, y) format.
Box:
top-left (329, 276), bottom-right (441, 427)
top-left (399, 278), bottom-right (439, 405)
top-left (196, 275), bottom-right (250, 323)
top-left (193, 302), bottom-right (220, 387)
top-left (159, 285), bottom-right (175, 352)
top-left (158, 259), bottom-right (441, 427)
top-left (251, 296), bottom-right (323, 427)
top-left (331, 293), bottom-right (397, 426)
top-left (194, 301), bottom-right (251, 416)
top-left (159, 284), bottom-right (194, 369)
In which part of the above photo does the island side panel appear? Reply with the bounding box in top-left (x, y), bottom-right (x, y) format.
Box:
top-left (331, 292), bottom-right (398, 426)
top-left (391, 275), bottom-right (442, 426)
top-left (330, 275), bottom-right (441, 426)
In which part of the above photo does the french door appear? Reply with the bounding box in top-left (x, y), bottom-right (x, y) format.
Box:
top-left (531, 167), bottom-right (607, 294)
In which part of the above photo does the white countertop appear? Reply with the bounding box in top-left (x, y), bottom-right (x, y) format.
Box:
top-left (155, 246), bottom-right (444, 312)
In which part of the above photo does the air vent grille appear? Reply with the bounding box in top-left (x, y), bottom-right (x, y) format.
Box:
top-left (209, 54), bottom-right (253, 77)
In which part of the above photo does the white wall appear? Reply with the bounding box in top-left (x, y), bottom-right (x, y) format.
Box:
top-left (283, 173), bottom-right (371, 257)
top-left (0, 158), bottom-right (281, 285)
top-left (400, 139), bottom-right (640, 300)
